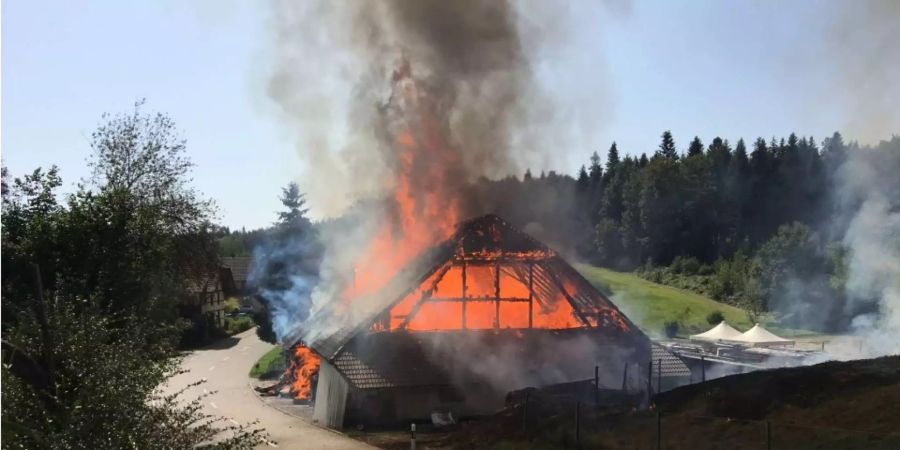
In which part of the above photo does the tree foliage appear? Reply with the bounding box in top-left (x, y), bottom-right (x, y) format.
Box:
top-left (1, 104), bottom-right (263, 448)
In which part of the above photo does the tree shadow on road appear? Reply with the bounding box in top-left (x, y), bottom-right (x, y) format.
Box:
top-left (194, 336), bottom-right (241, 351)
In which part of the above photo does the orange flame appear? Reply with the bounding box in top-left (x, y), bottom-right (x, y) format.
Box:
top-left (344, 61), bottom-right (461, 300)
top-left (290, 345), bottom-right (321, 400)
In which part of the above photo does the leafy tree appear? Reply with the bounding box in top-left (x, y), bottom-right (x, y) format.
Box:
top-left (2, 104), bottom-right (261, 447)
top-left (2, 301), bottom-right (264, 449)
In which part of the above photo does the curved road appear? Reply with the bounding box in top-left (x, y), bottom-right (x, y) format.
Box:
top-left (164, 328), bottom-right (373, 449)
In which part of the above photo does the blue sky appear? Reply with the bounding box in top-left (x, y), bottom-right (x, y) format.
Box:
top-left (3, 1), bottom-right (896, 228)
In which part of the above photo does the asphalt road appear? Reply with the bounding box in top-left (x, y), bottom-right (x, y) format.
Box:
top-left (163, 328), bottom-right (373, 449)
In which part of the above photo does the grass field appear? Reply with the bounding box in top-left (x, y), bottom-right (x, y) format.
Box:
top-left (249, 346), bottom-right (286, 379)
top-left (574, 264), bottom-right (754, 337)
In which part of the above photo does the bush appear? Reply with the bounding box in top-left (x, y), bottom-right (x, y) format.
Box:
top-left (225, 316), bottom-right (254, 335)
top-left (224, 297), bottom-right (241, 314)
top-left (671, 256), bottom-right (701, 275)
top-left (706, 310), bottom-right (725, 325)
top-left (663, 320), bottom-right (680, 338)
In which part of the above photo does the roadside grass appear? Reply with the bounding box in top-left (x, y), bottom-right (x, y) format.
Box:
top-left (249, 346), bottom-right (286, 379)
top-left (575, 264), bottom-right (754, 337)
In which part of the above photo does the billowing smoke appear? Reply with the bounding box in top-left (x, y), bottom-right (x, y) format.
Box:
top-left (833, 137), bottom-right (900, 357)
top-left (266, 0), bottom-right (546, 219)
top-left (261, 0), bottom-right (572, 342)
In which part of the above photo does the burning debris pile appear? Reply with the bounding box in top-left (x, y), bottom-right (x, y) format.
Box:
top-left (255, 343), bottom-right (320, 402)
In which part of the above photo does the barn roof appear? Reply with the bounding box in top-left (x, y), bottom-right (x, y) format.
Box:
top-left (298, 214), bottom-right (647, 362)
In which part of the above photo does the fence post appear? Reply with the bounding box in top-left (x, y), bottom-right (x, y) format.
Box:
top-left (656, 410), bottom-right (662, 450)
top-left (575, 401), bottom-right (580, 445)
top-left (700, 355), bottom-right (706, 382)
top-left (594, 365), bottom-right (600, 406)
top-left (410, 423), bottom-right (416, 450)
top-left (647, 360), bottom-right (653, 397)
top-left (766, 421), bottom-right (772, 450)
top-left (522, 390), bottom-right (529, 433)
top-left (657, 358), bottom-right (662, 394)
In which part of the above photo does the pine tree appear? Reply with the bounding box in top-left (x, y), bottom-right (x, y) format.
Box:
top-left (588, 151), bottom-right (603, 185)
top-left (277, 182), bottom-right (310, 226)
top-left (524, 168), bottom-right (533, 181)
top-left (576, 165), bottom-right (589, 191)
top-left (638, 153), bottom-right (649, 167)
top-left (657, 130), bottom-right (678, 159)
top-left (687, 136), bottom-right (704, 157)
top-left (605, 142), bottom-right (620, 173)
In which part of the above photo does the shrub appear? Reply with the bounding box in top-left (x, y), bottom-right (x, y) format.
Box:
top-left (224, 297), bottom-right (241, 314)
top-left (670, 256), bottom-right (701, 275)
top-left (706, 310), bottom-right (725, 325)
top-left (225, 316), bottom-right (254, 335)
top-left (663, 320), bottom-right (680, 338)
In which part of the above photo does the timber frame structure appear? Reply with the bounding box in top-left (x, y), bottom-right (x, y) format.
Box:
top-left (298, 214), bottom-right (651, 428)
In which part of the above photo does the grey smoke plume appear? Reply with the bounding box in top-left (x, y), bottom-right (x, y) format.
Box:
top-left (835, 138), bottom-right (900, 357)
top-left (826, 1), bottom-right (900, 143)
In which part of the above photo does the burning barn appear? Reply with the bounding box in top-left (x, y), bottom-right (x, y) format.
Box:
top-left (291, 214), bottom-right (650, 429)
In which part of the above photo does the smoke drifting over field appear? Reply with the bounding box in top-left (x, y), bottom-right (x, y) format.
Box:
top-left (834, 138), bottom-right (900, 357)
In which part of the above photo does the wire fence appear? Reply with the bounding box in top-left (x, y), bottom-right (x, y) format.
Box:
top-left (513, 391), bottom-right (900, 449)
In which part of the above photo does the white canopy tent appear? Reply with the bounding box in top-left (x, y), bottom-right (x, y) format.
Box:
top-left (732, 323), bottom-right (793, 347)
top-left (689, 321), bottom-right (744, 342)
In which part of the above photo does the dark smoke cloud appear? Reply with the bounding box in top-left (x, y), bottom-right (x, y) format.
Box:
top-left (266, 0), bottom-right (545, 218)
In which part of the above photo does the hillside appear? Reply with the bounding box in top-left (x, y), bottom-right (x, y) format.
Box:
top-left (574, 264), bottom-right (753, 337)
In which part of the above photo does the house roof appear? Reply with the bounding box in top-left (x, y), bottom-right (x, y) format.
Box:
top-left (651, 342), bottom-right (692, 377)
top-left (333, 328), bottom-right (647, 390)
top-left (221, 256), bottom-right (253, 284)
top-left (186, 269), bottom-right (227, 293)
top-left (298, 214), bottom-right (647, 362)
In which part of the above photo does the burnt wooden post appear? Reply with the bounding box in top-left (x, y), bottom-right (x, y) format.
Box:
top-left (527, 263), bottom-right (534, 329)
top-left (766, 421), bottom-right (772, 450)
top-left (700, 355), bottom-right (706, 382)
top-left (522, 390), bottom-right (530, 432)
top-left (622, 363), bottom-right (629, 391)
top-left (461, 262), bottom-right (467, 329)
top-left (647, 360), bottom-right (653, 397)
top-left (494, 262), bottom-right (501, 329)
top-left (594, 365), bottom-right (600, 405)
top-left (656, 410), bottom-right (662, 450)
